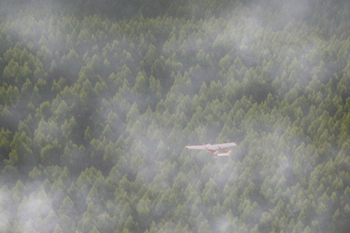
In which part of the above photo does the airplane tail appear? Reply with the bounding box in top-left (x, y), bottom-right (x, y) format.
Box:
top-left (217, 150), bottom-right (232, 157)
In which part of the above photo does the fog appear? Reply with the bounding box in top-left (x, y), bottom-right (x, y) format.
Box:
top-left (0, 0), bottom-right (349, 232)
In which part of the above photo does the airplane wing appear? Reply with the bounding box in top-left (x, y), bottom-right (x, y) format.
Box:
top-left (186, 142), bottom-right (237, 150)
top-left (185, 145), bottom-right (207, 150)
top-left (214, 142), bottom-right (237, 149)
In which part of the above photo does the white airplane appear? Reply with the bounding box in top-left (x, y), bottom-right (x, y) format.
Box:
top-left (185, 142), bottom-right (237, 157)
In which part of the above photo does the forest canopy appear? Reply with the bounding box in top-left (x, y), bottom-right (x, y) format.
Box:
top-left (0, 0), bottom-right (350, 232)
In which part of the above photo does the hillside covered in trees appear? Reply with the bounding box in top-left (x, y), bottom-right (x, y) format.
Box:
top-left (1, 0), bottom-right (350, 232)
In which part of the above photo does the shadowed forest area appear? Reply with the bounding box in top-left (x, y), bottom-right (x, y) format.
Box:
top-left (1, 0), bottom-right (350, 232)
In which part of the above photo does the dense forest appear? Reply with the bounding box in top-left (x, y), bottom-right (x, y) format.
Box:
top-left (1, 0), bottom-right (350, 232)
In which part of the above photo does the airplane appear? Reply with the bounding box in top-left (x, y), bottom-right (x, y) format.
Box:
top-left (185, 142), bottom-right (237, 157)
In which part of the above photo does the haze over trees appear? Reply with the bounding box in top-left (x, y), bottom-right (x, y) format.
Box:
top-left (0, 0), bottom-right (350, 232)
